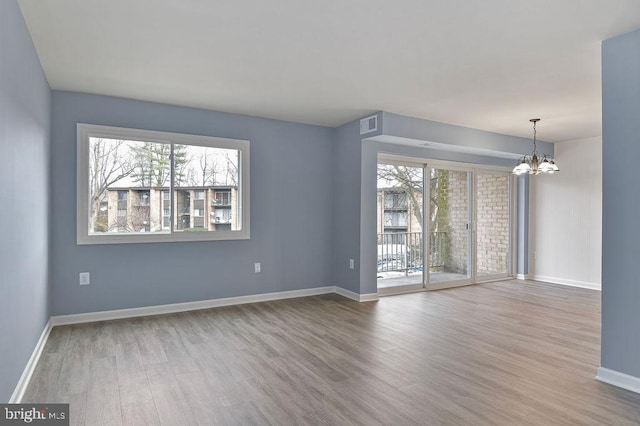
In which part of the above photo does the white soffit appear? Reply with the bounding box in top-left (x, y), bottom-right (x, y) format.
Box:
top-left (367, 135), bottom-right (522, 160)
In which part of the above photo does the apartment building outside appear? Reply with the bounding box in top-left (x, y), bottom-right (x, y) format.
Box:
top-left (376, 187), bottom-right (423, 239)
top-left (97, 186), bottom-right (238, 233)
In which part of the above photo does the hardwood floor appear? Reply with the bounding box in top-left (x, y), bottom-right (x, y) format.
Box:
top-left (24, 280), bottom-right (640, 425)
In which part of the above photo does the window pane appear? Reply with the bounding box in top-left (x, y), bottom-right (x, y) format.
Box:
top-left (376, 164), bottom-right (424, 289)
top-left (88, 137), bottom-right (170, 234)
top-left (79, 124), bottom-right (249, 244)
top-left (173, 145), bottom-right (241, 232)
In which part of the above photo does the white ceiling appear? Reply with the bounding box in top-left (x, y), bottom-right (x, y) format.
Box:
top-left (17, 0), bottom-right (640, 142)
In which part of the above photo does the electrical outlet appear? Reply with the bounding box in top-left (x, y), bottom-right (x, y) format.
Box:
top-left (349, 259), bottom-right (355, 269)
top-left (254, 262), bottom-right (261, 273)
top-left (79, 272), bottom-right (90, 286)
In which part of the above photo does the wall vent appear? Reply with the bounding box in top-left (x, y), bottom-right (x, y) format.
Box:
top-left (360, 115), bottom-right (378, 135)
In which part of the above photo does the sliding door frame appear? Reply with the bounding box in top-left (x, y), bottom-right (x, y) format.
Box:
top-left (377, 154), bottom-right (514, 294)
top-left (424, 163), bottom-right (474, 291)
top-left (376, 159), bottom-right (427, 296)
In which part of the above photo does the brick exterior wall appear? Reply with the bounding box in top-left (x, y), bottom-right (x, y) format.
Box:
top-left (476, 173), bottom-right (509, 275)
top-left (445, 170), bottom-right (469, 274)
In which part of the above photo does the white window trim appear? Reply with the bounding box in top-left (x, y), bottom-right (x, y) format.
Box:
top-left (77, 123), bottom-right (250, 245)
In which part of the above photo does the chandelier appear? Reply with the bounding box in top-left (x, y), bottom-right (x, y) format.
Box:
top-left (512, 118), bottom-right (559, 175)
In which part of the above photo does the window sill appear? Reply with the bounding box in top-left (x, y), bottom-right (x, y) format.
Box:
top-left (77, 229), bottom-right (250, 245)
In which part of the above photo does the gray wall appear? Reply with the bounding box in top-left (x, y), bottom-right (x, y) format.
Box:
top-left (51, 92), bottom-right (334, 315)
top-left (601, 28), bottom-right (640, 378)
top-left (517, 176), bottom-right (530, 275)
top-left (0, 1), bottom-right (52, 402)
top-left (332, 119), bottom-right (364, 293)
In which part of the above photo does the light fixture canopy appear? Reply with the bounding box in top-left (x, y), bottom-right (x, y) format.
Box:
top-left (512, 118), bottom-right (559, 175)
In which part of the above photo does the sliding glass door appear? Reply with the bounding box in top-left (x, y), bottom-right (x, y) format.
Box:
top-left (376, 164), bottom-right (424, 294)
top-left (475, 172), bottom-right (511, 281)
top-left (377, 157), bottom-right (512, 295)
top-left (426, 167), bottom-right (473, 290)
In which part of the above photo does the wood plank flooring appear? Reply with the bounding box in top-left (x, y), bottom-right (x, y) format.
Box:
top-left (23, 280), bottom-right (640, 425)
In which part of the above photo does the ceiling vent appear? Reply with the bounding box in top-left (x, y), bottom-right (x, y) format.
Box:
top-left (360, 115), bottom-right (378, 135)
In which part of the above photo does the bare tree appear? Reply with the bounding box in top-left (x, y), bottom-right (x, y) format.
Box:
top-left (107, 205), bottom-right (152, 233)
top-left (377, 165), bottom-right (453, 271)
top-left (89, 139), bottom-right (134, 232)
top-left (201, 153), bottom-right (218, 186)
top-left (188, 153), bottom-right (218, 186)
top-left (377, 165), bottom-right (423, 226)
top-left (376, 165), bottom-right (451, 233)
top-left (223, 152), bottom-right (238, 186)
top-left (130, 206), bottom-right (152, 232)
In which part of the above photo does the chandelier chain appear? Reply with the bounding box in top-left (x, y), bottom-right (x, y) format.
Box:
top-left (532, 120), bottom-right (537, 155)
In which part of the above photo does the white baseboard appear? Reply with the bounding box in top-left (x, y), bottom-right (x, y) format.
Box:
top-left (531, 275), bottom-right (601, 291)
top-left (10, 319), bottom-right (52, 403)
top-left (359, 292), bottom-right (379, 302)
top-left (515, 274), bottom-right (532, 280)
top-left (596, 367), bottom-right (640, 394)
top-left (334, 286), bottom-right (379, 302)
top-left (52, 286), bottom-right (335, 326)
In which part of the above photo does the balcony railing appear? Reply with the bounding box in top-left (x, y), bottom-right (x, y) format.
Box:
top-left (210, 214), bottom-right (231, 224)
top-left (377, 231), bottom-right (447, 275)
